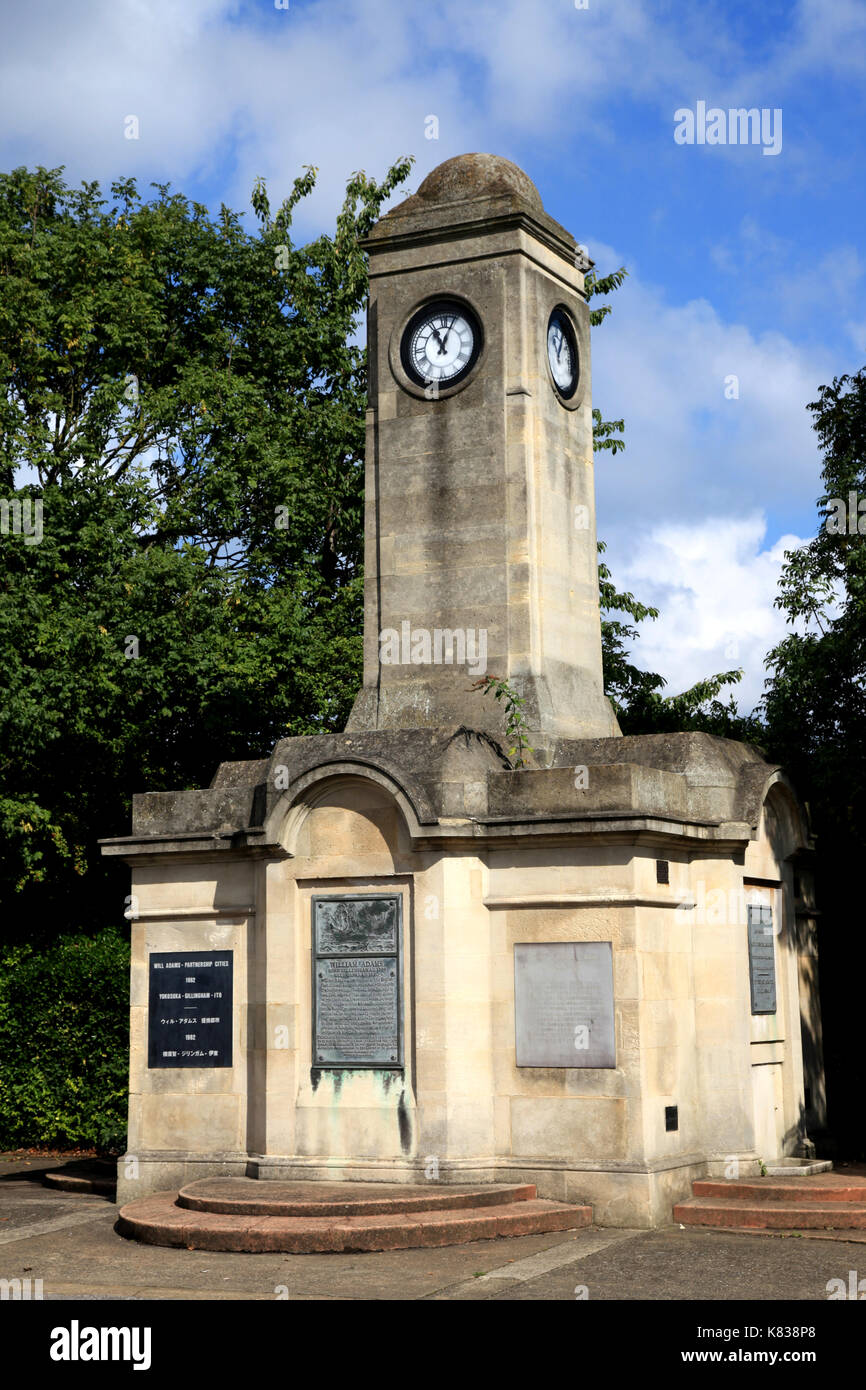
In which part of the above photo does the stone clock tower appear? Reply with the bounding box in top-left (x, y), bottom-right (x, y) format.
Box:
top-left (106, 154), bottom-right (824, 1242)
top-left (347, 153), bottom-right (620, 743)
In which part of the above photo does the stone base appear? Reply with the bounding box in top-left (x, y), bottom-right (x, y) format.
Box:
top-left (121, 1151), bottom-right (714, 1228)
top-left (117, 1178), bottom-right (591, 1253)
top-left (104, 727), bottom-right (824, 1240)
top-left (764, 1158), bottom-right (834, 1177)
top-left (704, 1153), bottom-right (764, 1180)
top-left (115, 1152), bottom-right (249, 1207)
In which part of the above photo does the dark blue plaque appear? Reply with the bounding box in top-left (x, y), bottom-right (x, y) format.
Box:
top-left (148, 951), bottom-right (233, 1068)
top-left (747, 905), bottom-right (777, 1015)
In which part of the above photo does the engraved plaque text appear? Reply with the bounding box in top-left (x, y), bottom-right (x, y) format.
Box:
top-left (148, 951), bottom-right (233, 1068)
top-left (748, 904), bottom-right (777, 1014)
top-left (313, 895), bottom-right (402, 1067)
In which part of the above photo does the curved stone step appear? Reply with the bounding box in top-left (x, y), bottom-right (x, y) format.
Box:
top-left (43, 1164), bottom-right (116, 1197)
top-left (693, 1176), bottom-right (866, 1204)
top-left (118, 1191), bottom-right (592, 1252)
top-left (675, 1196), bottom-right (866, 1230)
top-left (177, 1177), bottom-right (537, 1218)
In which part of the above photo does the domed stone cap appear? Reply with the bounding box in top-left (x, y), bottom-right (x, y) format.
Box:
top-left (365, 151), bottom-right (574, 254)
top-left (414, 154), bottom-right (544, 213)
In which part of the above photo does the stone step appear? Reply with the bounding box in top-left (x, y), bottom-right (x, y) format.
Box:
top-left (674, 1196), bottom-right (866, 1231)
top-left (693, 1176), bottom-right (866, 1204)
top-left (177, 1177), bottom-right (538, 1218)
top-left (43, 1163), bottom-right (116, 1197)
top-left (763, 1159), bottom-right (833, 1177)
top-left (118, 1191), bottom-right (592, 1253)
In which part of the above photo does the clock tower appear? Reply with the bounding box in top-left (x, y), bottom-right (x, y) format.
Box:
top-left (347, 153), bottom-right (620, 744)
top-left (108, 153), bottom-right (824, 1234)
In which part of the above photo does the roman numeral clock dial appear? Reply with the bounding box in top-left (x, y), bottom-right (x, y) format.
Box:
top-left (400, 299), bottom-right (482, 390)
top-left (547, 306), bottom-right (579, 400)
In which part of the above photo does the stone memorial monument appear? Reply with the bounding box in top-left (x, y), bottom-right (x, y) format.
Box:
top-left (103, 153), bottom-right (826, 1232)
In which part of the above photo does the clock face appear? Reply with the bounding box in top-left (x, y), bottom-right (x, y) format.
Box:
top-left (401, 299), bottom-right (482, 389)
top-left (547, 307), bottom-right (578, 399)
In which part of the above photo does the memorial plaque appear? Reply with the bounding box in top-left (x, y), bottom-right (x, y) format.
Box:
top-left (514, 941), bottom-right (615, 1068)
top-left (148, 951), bottom-right (233, 1068)
top-left (747, 904), bottom-right (777, 1014)
top-left (313, 895), bottom-right (403, 1067)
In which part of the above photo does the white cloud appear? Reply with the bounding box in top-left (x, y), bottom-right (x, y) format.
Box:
top-left (1, 0), bottom-right (861, 225)
top-left (582, 240), bottom-right (835, 707)
top-left (588, 238), bottom-right (833, 528)
top-left (613, 515), bottom-right (805, 712)
top-left (773, 0), bottom-right (866, 82)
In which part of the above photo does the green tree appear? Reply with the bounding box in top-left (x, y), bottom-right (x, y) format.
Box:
top-left (762, 367), bottom-right (866, 826)
top-left (0, 159), bottom-right (411, 929)
top-left (760, 368), bottom-right (866, 1155)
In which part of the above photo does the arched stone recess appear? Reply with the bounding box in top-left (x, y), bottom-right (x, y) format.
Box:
top-left (251, 762), bottom-right (429, 1176)
top-left (750, 771), bottom-right (812, 863)
top-left (262, 761), bottom-right (432, 857)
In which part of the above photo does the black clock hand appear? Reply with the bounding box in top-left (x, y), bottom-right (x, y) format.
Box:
top-left (438, 316), bottom-right (456, 353)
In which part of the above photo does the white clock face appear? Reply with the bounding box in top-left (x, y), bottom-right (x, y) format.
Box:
top-left (402, 300), bottom-right (481, 388)
top-left (547, 309), bottom-right (578, 398)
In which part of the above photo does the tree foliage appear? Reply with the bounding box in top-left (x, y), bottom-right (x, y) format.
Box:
top-left (762, 367), bottom-right (866, 821)
top-left (0, 159), bottom-right (411, 926)
top-left (759, 367), bottom-right (866, 1155)
top-left (0, 928), bottom-right (129, 1148)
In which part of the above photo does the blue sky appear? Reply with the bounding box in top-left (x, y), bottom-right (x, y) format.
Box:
top-left (3, 0), bottom-right (864, 709)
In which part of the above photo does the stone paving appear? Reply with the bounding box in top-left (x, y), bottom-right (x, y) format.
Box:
top-left (0, 1154), bottom-right (863, 1302)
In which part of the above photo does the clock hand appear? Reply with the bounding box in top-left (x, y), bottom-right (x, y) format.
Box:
top-left (438, 316), bottom-right (456, 353)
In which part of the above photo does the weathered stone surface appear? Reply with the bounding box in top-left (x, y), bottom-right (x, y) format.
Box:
top-left (346, 151), bottom-right (617, 741)
top-left (692, 1175), bottom-right (864, 1203)
top-left (117, 1183), bottom-right (592, 1252)
top-left (104, 729), bottom-right (788, 851)
top-left (176, 1177), bottom-right (536, 1216)
top-left (367, 152), bottom-right (576, 259)
top-left (675, 1198), bottom-right (866, 1230)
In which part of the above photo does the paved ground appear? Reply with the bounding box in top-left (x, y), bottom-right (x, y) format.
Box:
top-left (0, 1154), bottom-right (861, 1302)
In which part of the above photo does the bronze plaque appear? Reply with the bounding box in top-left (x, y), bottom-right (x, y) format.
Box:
top-left (313, 895), bottom-right (403, 1067)
top-left (748, 904), bottom-right (777, 1014)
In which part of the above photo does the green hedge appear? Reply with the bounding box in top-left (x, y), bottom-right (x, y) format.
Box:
top-left (0, 928), bottom-right (129, 1150)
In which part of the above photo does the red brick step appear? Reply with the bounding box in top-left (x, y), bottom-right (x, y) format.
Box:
top-left (675, 1196), bottom-right (866, 1230)
top-left (692, 1175), bottom-right (866, 1204)
top-left (176, 1176), bottom-right (538, 1218)
top-left (118, 1184), bottom-right (592, 1253)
